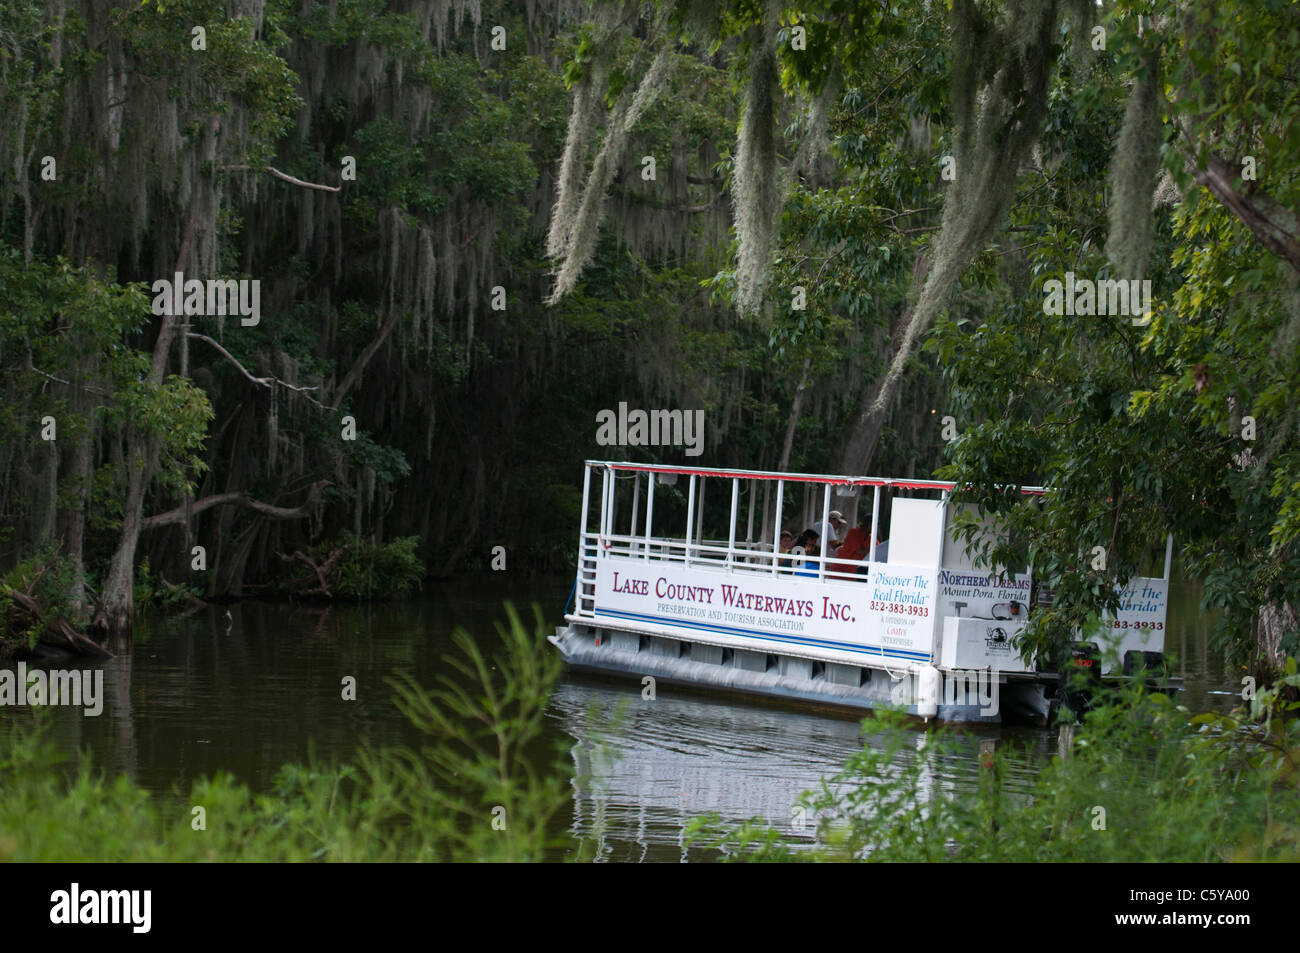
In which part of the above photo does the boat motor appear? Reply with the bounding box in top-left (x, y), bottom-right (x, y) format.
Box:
top-left (1057, 641), bottom-right (1102, 721)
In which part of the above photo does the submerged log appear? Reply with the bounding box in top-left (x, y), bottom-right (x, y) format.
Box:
top-left (4, 590), bottom-right (114, 660)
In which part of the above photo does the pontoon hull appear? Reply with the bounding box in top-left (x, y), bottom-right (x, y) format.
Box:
top-left (550, 621), bottom-right (1054, 724)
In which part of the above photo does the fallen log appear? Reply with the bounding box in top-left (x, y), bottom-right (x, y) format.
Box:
top-left (4, 590), bottom-right (114, 660)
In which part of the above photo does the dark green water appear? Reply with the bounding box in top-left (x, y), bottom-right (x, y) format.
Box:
top-left (3, 573), bottom-right (1235, 861)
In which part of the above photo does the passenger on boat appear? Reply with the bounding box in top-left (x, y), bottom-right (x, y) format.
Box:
top-left (793, 529), bottom-right (820, 576)
top-left (775, 530), bottom-right (795, 569)
top-left (830, 527), bottom-right (870, 578)
top-left (813, 510), bottom-right (846, 549)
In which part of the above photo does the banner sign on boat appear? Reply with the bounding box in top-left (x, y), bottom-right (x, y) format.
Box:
top-left (592, 556), bottom-right (940, 662)
top-left (935, 569), bottom-right (1032, 621)
top-left (1097, 576), bottom-right (1169, 671)
top-left (866, 567), bottom-right (941, 656)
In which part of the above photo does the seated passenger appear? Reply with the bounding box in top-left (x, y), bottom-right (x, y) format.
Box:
top-left (775, 530), bottom-right (795, 569)
top-left (793, 529), bottom-right (820, 577)
top-left (813, 511), bottom-right (847, 550)
top-left (830, 527), bottom-right (870, 577)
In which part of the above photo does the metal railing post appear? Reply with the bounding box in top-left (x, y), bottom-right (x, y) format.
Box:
top-left (745, 479), bottom-right (756, 553)
top-left (870, 484), bottom-right (882, 562)
top-left (818, 483), bottom-right (831, 580)
top-left (727, 477), bottom-right (739, 568)
top-left (695, 475), bottom-right (706, 559)
top-left (685, 473), bottom-right (696, 567)
top-left (629, 471), bottom-right (641, 556)
top-left (772, 479), bottom-right (784, 575)
top-left (643, 472), bottom-right (655, 561)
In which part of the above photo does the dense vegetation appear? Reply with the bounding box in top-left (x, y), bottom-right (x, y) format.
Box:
top-left (1, 0), bottom-right (1295, 682)
top-left (1, 0), bottom-right (1298, 864)
top-left (0, 0), bottom-right (1295, 681)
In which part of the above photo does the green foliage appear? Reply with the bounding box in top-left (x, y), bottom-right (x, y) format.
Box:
top-left (382, 604), bottom-right (571, 860)
top-left (330, 533), bottom-right (424, 599)
top-left (120, 0), bottom-right (304, 164)
top-left (114, 374), bottom-right (214, 496)
top-left (132, 558), bottom-right (202, 612)
top-left (691, 672), bottom-right (1300, 862)
top-left (0, 543), bottom-right (83, 651)
top-left (929, 0), bottom-right (1300, 672)
top-left (0, 604), bottom-right (574, 861)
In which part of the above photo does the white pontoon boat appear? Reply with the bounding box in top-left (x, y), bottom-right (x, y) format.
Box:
top-left (549, 461), bottom-right (1176, 723)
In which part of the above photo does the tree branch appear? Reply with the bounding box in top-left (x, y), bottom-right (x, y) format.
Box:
top-left (187, 333), bottom-right (328, 409)
top-left (331, 308), bottom-right (405, 411)
top-left (1167, 104), bottom-right (1300, 273)
top-left (1192, 151), bottom-right (1300, 272)
top-left (141, 481), bottom-right (330, 531)
top-left (219, 164), bottom-right (341, 193)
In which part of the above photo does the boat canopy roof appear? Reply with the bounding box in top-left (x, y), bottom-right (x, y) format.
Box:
top-left (586, 460), bottom-right (1047, 495)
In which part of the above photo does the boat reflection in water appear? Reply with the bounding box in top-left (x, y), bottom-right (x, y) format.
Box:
top-left (548, 675), bottom-right (1051, 862)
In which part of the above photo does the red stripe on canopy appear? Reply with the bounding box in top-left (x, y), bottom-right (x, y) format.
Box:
top-left (592, 461), bottom-right (1046, 495)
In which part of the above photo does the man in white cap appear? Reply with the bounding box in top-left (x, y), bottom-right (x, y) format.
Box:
top-left (813, 511), bottom-right (846, 551)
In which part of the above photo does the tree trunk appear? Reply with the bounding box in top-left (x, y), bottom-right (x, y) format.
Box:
top-left (57, 422), bottom-right (92, 613)
top-left (777, 356), bottom-right (811, 471)
top-left (1255, 599), bottom-right (1297, 680)
top-left (93, 152), bottom-right (208, 635)
top-left (41, 438), bottom-right (57, 542)
top-left (836, 260), bottom-right (929, 474)
top-left (94, 434), bottom-right (157, 634)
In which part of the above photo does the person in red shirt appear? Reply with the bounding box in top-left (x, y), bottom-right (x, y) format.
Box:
top-left (830, 527), bottom-right (870, 578)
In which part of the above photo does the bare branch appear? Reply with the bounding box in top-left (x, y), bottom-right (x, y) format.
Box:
top-left (265, 166), bottom-right (342, 193)
top-left (186, 333), bottom-right (328, 409)
top-left (218, 164), bottom-right (341, 193)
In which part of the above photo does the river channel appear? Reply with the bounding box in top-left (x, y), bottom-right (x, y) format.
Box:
top-left (6, 572), bottom-right (1236, 861)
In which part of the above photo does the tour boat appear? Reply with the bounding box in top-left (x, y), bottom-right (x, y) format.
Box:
top-left (549, 461), bottom-right (1176, 724)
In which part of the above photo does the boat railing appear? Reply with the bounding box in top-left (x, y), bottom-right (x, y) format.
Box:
top-left (577, 529), bottom-right (875, 593)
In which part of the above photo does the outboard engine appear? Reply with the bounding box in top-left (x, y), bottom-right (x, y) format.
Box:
top-left (1057, 641), bottom-right (1102, 722)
